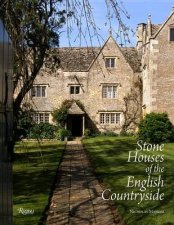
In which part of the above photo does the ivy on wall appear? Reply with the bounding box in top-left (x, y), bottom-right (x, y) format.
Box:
top-left (51, 99), bottom-right (85, 126)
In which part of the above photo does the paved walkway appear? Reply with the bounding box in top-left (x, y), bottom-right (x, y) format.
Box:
top-left (44, 140), bottom-right (123, 225)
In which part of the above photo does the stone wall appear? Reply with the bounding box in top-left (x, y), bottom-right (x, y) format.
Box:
top-left (30, 36), bottom-right (141, 133)
top-left (141, 11), bottom-right (174, 124)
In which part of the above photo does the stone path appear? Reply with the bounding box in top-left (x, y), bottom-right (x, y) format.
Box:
top-left (44, 140), bottom-right (123, 225)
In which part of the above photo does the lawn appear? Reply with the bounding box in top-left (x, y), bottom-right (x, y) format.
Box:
top-left (83, 136), bottom-right (174, 225)
top-left (13, 140), bottom-right (65, 225)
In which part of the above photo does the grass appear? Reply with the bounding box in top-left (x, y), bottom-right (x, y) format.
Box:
top-left (13, 140), bottom-right (65, 225)
top-left (83, 136), bottom-right (174, 225)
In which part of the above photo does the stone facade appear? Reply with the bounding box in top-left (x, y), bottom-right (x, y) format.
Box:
top-left (137, 10), bottom-right (174, 124)
top-left (30, 36), bottom-right (141, 135)
top-left (29, 8), bottom-right (174, 135)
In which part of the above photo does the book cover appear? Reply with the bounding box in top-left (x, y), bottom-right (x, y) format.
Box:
top-left (1, 1), bottom-right (174, 225)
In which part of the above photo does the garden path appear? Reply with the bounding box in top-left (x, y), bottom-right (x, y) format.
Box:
top-left (44, 140), bottom-right (123, 225)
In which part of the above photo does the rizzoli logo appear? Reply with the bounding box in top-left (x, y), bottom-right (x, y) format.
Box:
top-left (18, 208), bottom-right (35, 215)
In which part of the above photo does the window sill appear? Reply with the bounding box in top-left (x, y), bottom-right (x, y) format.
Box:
top-left (70, 94), bottom-right (80, 96)
top-left (100, 123), bottom-right (121, 126)
top-left (106, 67), bottom-right (116, 70)
top-left (32, 96), bottom-right (47, 98)
top-left (102, 98), bottom-right (117, 99)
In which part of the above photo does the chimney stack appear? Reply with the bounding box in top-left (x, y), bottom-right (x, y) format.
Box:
top-left (136, 23), bottom-right (146, 54)
top-left (147, 14), bottom-right (152, 40)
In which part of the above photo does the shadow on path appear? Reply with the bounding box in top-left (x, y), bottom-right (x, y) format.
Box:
top-left (43, 140), bottom-right (123, 225)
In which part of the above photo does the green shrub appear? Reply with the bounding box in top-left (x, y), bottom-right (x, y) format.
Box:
top-left (138, 113), bottom-right (174, 143)
top-left (88, 131), bottom-right (118, 138)
top-left (84, 129), bottom-right (91, 137)
top-left (52, 100), bottom-right (85, 127)
top-left (98, 131), bottom-right (118, 137)
top-left (55, 128), bottom-right (71, 141)
top-left (90, 132), bottom-right (101, 137)
top-left (27, 123), bottom-right (56, 139)
top-left (16, 108), bottom-right (34, 140)
top-left (120, 130), bottom-right (134, 137)
top-left (52, 106), bottom-right (68, 126)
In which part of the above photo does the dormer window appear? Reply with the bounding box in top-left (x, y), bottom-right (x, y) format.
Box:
top-left (105, 57), bottom-right (115, 68)
top-left (70, 85), bottom-right (80, 94)
top-left (170, 28), bottom-right (174, 41)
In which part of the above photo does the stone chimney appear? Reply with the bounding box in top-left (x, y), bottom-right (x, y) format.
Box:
top-left (136, 23), bottom-right (146, 54)
top-left (147, 15), bottom-right (152, 40)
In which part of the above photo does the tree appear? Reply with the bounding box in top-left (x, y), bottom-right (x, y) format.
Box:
top-left (0, 0), bottom-right (70, 123)
top-left (0, 0), bottom-right (130, 142)
top-left (122, 79), bottom-right (142, 133)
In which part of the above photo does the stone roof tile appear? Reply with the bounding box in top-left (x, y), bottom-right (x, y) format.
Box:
top-left (68, 102), bottom-right (85, 114)
top-left (58, 47), bottom-right (100, 72)
top-left (49, 45), bottom-right (141, 73)
top-left (151, 24), bottom-right (161, 36)
top-left (121, 47), bottom-right (141, 72)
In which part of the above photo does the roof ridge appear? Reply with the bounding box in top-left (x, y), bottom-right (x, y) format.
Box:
top-left (58, 46), bottom-right (100, 49)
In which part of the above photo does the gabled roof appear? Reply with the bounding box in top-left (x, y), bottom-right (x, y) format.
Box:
top-left (88, 36), bottom-right (141, 73)
top-left (47, 37), bottom-right (141, 73)
top-left (121, 47), bottom-right (141, 72)
top-left (151, 11), bottom-right (174, 38)
top-left (151, 24), bottom-right (161, 36)
top-left (87, 35), bottom-right (114, 71)
top-left (58, 47), bottom-right (100, 72)
top-left (68, 102), bottom-right (85, 115)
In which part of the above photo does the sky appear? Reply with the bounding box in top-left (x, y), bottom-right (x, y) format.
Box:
top-left (59, 0), bottom-right (174, 47)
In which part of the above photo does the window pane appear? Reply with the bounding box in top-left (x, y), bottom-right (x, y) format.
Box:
top-left (40, 113), bottom-right (44, 122)
top-left (32, 85), bottom-right (47, 97)
top-left (36, 86), bottom-right (41, 97)
top-left (102, 85), bottom-right (117, 99)
top-left (31, 87), bottom-right (36, 97)
top-left (106, 114), bottom-right (110, 123)
top-left (113, 86), bottom-right (117, 98)
top-left (107, 86), bottom-right (112, 98)
top-left (34, 113), bottom-right (39, 123)
top-left (42, 86), bottom-right (46, 97)
top-left (111, 58), bottom-right (115, 67)
top-left (100, 113), bottom-right (105, 124)
top-left (105, 58), bottom-right (115, 68)
top-left (105, 58), bottom-right (110, 68)
top-left (111, 114), bottom-right (115, 123)
top-left (70, 86), bottom-right (80, 94)
top-left (102, 86), bottom-right (107, 98)
top-left (75, 86), bottom-right (80, 94)
top-left (33, 113), bottom-right (50, 124)
top-left (170, 28), bottom-right (174, 41)
top-left (70, 86), bottom-right (74, 94)
top-left (100, 113), bottom-right (121, 124)
top-left (45, 113), bottom-right (49, 123)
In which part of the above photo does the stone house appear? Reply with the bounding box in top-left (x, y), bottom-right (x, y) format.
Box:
top-left (29, 8), bottom-right (174, 136)
top-left (137, 9), bottom-right (174, 124)
top-left (30, 36), bottom-right (141, 136)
